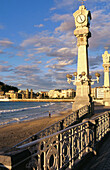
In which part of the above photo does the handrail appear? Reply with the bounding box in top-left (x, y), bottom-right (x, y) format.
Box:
top-left (17, 120), bottom-right (89, 150)
top-left (6, 104), bottom-right (89, 152)
top-left (91, 111), bottom-right (109, 120)
top-left (17, 110), bottom-right (110, 150)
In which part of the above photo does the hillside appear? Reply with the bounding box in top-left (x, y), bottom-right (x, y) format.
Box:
top-left (0, 81), bottom-right (19, 93)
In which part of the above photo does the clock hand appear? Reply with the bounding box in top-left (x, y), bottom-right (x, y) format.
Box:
top-left (79, 15), bottom-right (83, 21)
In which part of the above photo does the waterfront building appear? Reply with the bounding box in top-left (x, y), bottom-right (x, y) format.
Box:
top-left (0, 91), bottom-right (5, 99)
top-left (26, 89), bottom-right (29, 99)
top-left (48, 89), bottom-right (60, 98)
top-left (5, 90), bottom-right (18, 99)
top-left (39, 91), bottom-right (48, 98)
top-left (30, 89), bottom-right (33, 99)
top-left (48, 89), bottom-right (75, 99)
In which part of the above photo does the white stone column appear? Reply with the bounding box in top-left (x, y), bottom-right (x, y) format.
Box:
top-left (77, 35), bottom-right (89, 78)
top-left (102, 51), bottom-right (110, 87)
top-left (104, 66), bottom-right (109, 87)
top-left (72, 5), bottom-right (91, 110)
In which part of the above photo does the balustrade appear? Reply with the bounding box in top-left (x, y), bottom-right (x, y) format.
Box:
top-left (0, 106), bottom-right (110, 169)
top-left (16, 121), bottom-right (94, 170)
top-left (6, 105), bottom-right (89, 152)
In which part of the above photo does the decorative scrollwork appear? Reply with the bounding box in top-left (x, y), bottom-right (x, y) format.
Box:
top-left (62, 141), bottom-right (70, 164)
top-left (46, 147), bottom-right (59, 169)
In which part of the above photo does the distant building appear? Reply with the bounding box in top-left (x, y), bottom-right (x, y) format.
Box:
top-left (91, 87), bottom-right (110, 99)
top-left (48, 89), bottom-right (75, 99)
top-left (26, 89), bottom-right (29, 99)
top-left (18, 89), bottom-right (36, 99)
top-left (48, 90), bottom-right (60, 98)
top-left (5, 90), bottom-right (18, 99)
top-left (38, 91), bottom-right (48, 99)
top-left (30, 89), bottom-right (33, 99)
top-left (0, 91), bottom-right (5, 99)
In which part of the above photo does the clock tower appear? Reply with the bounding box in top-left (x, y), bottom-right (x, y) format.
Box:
top-left (72, 5), bottom-right (92, 110)
top-left (102, 51), bottom-right (110, 87)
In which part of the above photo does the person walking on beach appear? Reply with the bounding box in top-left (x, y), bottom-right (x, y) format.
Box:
top-left (49, 111), bottom-right (51, 118)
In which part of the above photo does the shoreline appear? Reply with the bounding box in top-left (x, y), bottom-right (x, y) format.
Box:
top-left (0, 108), bottom-right (72, 152)
top-left (8, 99), bottom-right (74, 102)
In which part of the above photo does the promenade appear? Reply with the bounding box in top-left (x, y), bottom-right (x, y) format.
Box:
top-left (83, 133), bottom-right (110, 170)
top-left (82, 102), bottom-right (110, 170)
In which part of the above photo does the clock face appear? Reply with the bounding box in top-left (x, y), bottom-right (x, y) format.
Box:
top-left (76, 14), bottom-right (86, 24)
top-left (105, 55), bottom-right (108, 62)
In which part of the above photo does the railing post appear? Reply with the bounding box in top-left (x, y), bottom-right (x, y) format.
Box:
top-left (69, 129), bottom-right (72, 169)
top-left (43, 141), bottom-right (46, 170)
top-left (71, 128), bottom-right (74, 167)
top-left (60, 134), bottom-right (63, 169)
top-left (86, 122), bottom-right (90, 153)
top-left (80, 125), bottom-right (83, 158)
top-left (78, 127), bottom-right (81, 160)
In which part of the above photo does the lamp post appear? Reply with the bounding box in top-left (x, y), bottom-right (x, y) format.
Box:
top-left (66, 72), bottom-right (100, 86)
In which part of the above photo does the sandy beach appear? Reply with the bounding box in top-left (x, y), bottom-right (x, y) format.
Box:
top-left (0, 109), bottom-right (72, 152)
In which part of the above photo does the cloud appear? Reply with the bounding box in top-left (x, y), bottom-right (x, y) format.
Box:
top-left (0, 65), bottom-right (12, 72)
top-left (16, 51), bottom-right (25, 57)
top-left (28, 53), bottom-right (34, 57)
top-left (51, 14), bottom-right (73, 22)
top-left (89, 55), bottom-right (103, 69)
top-left (89, 9), bottom-right (110, 50)
top-left (54, 0), bottom-right (74, 9)
top-left (46, 59), bottom-right (74, 72)
top-left (17, 83), bottom-right (22, 87)
top-left (34, 46), bottom-right (52, 53)
top-left (50, 7), bottom-right (56, 11)
top-left (0, 50), bottom-right (5, 54)
top-left (20, 34), bottom-right (61, 48)
top-left (0, 60), bottom-right (8, 64)
top-left (34, 24), bottom-right (44, 28)
top-left (55, 21), bottom-right (75, 32)
top-left (37, 61), bottom-right (42, 64)
top-left (0, 40), bottom-right (13, 47)
top-left (51, 13), bottom-right (75, 33)
top-left (14, 65), bottom-right (41, 76)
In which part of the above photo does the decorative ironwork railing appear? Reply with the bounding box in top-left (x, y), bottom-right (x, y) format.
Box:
top-left (6, 105), bottom-right (90, 152)
top-left (91, 111), bottom-right (110, 142)
top-left (0, 110), bottom-right (109, 170)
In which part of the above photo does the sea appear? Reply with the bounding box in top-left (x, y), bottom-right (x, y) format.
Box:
top-left (0, 102), bottom-right (73, 126)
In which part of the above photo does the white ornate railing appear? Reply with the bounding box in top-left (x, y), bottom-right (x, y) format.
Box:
top-left (0, 110), bottom-right (109, 170)
top-left (91, 112), bottom-right (110, 142)
top-left (6, 105), bottom-right (90, 152)
top-left (16, 121), bottom-right (94, 169)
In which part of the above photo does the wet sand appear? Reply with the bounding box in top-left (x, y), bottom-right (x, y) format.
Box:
top-left (0, 109), bottom-right (72, 152)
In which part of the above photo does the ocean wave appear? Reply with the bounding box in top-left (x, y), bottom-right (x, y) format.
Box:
top-left (0, 116), bottom-right (28, 126)
top-left (0, 102), bottom-right (55, 114)
top-left (0, 105), bottom-right (41, 114)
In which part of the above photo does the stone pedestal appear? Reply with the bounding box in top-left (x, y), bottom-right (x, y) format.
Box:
top-left (72, 81), bottom-right (91, 111)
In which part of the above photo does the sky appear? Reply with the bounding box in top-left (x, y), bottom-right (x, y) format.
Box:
top-left (0, 0), bottom-right (110, 92)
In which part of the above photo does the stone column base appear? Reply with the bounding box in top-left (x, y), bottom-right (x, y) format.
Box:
top-left (72, 96), bottom-right (90, 111)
